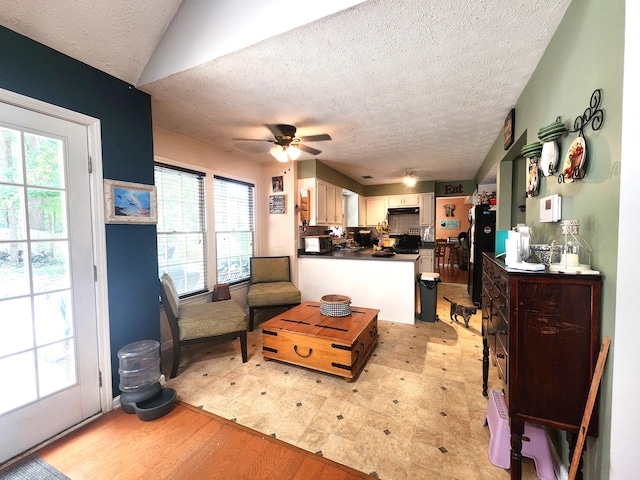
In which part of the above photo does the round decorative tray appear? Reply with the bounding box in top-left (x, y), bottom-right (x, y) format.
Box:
top-left (320, 294), bottom-right (352, 317)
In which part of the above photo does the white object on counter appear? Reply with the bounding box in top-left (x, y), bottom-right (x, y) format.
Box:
top-left (505, 237), bottom-right (520, 265)
top-left (549, 264), bottom-right (600, 275)
top-left (561, 253), bottom-right (580, 267)
top-left (506, 262), bottom-right (545, 272)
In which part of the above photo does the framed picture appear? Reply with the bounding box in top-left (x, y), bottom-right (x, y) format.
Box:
top-left (440, 219), bottom-right (460, 229)
top-left (504, 108), bottom-right (515, 150)
top-left (272, 175), bottom-right (284, 192)
top-left (269, 195), bottom-right (286, 214)
top-left (104, 179), bottom-right (157, 224)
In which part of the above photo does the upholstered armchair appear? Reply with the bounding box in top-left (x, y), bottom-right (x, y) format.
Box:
top-left (246, 256), bottom-right (301, 331)
top-left (159, 273), bottom-right (249, 378)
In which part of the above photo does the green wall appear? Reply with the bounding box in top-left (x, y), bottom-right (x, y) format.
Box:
top-left (298, 159), bottom-right (442, 197)
top-left (477, 0), bottom-right (624, 477)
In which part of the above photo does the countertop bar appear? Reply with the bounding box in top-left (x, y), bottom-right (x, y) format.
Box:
top-left (298, 250), bottom-right (419, 324)
top-left (298, 247), bottom-right (419, 262)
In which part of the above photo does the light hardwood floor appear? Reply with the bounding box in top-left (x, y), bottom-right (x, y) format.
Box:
top-left (30, 402), bottom-right (373, 479)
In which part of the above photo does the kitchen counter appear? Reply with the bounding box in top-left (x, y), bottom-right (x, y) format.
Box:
top-left (298, 247), bottom-right (419, 262)
top-left (297, 248), bottom-right (420, 325)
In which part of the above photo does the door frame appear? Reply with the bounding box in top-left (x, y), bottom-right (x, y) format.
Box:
top-left (0, 88), bottom-right (113, 412)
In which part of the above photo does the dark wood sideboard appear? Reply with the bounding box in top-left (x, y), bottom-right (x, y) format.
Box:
top-left (481, 253), bottom-right (602, 480)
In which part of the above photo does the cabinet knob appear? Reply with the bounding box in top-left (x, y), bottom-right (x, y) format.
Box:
top-left (496, 353), bottom-right (505, 359)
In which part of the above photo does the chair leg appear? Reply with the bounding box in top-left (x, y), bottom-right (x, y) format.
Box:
top-left (249, 307), bottom-right (255, 332)
top-left (240, 330), bottom-right (248, 363)
top-left (170, 341), bottom-right (180, 379)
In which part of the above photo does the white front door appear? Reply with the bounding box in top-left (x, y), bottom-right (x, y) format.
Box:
top-left (0, 101), bottom-right (101, 463)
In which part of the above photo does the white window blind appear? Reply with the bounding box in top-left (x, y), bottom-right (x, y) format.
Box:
top-left (214, 175), bottom-right (255, 284)
top-left (155, 164), bottom-right (207, 296)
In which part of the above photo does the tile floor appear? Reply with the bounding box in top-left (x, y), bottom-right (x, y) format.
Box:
top-left (164, 283), bottom-right (541, 480)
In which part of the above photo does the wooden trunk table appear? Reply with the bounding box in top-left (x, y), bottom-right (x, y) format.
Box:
top-left (261, 301), bottom-right (379, 382)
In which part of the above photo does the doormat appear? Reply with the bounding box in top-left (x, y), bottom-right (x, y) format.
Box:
top-left (0, 456), bottom-right (70, 480)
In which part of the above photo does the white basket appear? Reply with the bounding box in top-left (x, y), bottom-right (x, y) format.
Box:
top-left (320, 294), bottom-right (352, 317)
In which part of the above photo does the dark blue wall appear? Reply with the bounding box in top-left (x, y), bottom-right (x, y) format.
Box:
top-left (0, 26), bottom-right (159, 395)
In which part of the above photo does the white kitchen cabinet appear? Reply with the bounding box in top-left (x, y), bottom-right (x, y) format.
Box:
top-left (365, 196), bottom-right (387, 226)
top-left (419, 248), bottom-right (434, 273)
top-left (335, 188), bottom-right (343, 225)
top-left (358, 196), bottom-right (367, 226)
top-left (326, 183), bottom-right (335, 225)
top-left (316, 179), bottom-right (328, 224)
top-left (388, 194), bottom-right (420, 207)
top-left (326, 184), bottom-right (343, 225)
top-left (298, 178), bottom-right (342, 226)
top-left (419, 193), bottom-right (434, 226)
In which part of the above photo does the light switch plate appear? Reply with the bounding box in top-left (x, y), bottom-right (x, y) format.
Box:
top-left (539, 194), bottom-right (561, 222)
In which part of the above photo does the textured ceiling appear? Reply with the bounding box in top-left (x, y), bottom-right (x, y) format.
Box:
top-left (0, 0), bottom-right (572, 187)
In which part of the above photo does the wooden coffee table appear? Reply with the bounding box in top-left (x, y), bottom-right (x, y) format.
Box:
top-left (261, 301), bottom-right (379, 382)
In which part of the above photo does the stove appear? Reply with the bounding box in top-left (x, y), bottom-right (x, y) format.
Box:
top-left (394, 247), bottom-right (419, 254)
top-left (391, 234), bottom-right (421, 254)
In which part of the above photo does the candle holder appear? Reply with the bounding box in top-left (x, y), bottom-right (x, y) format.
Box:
top-left (549, 220), bottom-right (592, 272)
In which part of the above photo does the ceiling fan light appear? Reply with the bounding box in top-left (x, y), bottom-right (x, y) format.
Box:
top-left (287, 145), bottom-right (301, 160)
top-left (270, 145), bottom-right (288, 162)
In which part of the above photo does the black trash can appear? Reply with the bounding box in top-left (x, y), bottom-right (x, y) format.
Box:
top-left (418, 272), bottom-right (440, 322)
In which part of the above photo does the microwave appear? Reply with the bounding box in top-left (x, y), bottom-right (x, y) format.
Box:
top-left (304, 235), bottom-right (332, 254)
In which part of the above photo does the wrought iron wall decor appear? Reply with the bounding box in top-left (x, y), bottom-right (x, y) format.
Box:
top-left (568, 89), bottom-right (604, 136)
top-left (557, 88), bottom-right (604, 183)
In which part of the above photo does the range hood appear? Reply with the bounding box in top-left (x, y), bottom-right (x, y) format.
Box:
top-left (387, 207), bottom-right (419, 215)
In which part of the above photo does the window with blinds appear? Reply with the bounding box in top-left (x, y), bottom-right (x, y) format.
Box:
top-left (214, 175), bottom-right (255, 284)
top-left (155, 164), bottom-right (207, 296)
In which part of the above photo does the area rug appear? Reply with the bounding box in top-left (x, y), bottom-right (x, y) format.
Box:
top-left (0, 456), bottom-right (70, 480)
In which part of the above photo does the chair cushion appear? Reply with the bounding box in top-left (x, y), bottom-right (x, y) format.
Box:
top-left (178, 299), bottom-right (248, 341)
top-left (251, 257), bottom-right (290, 283)
top-left (160, 273), bottom-right (179, 319)
top-left (246, 282), bottom-right (301, 307)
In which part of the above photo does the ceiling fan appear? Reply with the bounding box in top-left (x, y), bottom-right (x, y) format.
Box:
top-left (233, 124), bottom-right (331, 162)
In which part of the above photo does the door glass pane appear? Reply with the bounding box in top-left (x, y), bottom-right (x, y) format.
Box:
top-left (38, 339), bottom-right (76, 397)
top-left (0, 117), bottom-right (83, 424)
top-left (34, 291), bottom-right (72, 346)
top-left (31, 241), bottom-right (70, 294)
top-left (0, 242), bottom-right (30, 299)
top-left (24, 133), bottom-right (65, 189)
top-left (28, 188), bottom-right (67, 240)
top-left (0, 351), bottom-right (37, 415)
top-left (0, 126), bottom-right (23, 184)
top-left (0, 297), bottom-right (33, 356)
top-left (0, 185), bottom-right (27, 240)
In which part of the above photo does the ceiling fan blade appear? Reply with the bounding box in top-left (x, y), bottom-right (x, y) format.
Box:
top-left (264, 124), bottom-right (286, 138)
top-left (296, 143), bottom-right (322, 155)
top-left (232, 137), bottom-right (275, 142)
top-left (297, 134), bottom-right (332, 142)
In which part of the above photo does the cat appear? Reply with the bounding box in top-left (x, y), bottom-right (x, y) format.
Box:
top-left (443, 296), bottom-right (477, 328)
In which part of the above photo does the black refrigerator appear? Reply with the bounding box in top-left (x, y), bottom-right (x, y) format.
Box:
top-left (468, 205), bottom-right (496, 305)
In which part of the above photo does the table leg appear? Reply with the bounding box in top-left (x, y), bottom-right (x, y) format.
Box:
top-left (510, 418), bottom-right (524, 480)
top-left (482, 332), bottom-right (489, 397)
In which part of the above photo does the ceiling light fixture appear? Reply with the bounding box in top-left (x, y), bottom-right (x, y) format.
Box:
top-left (403, 172), bottom-right (417, 187)
top-left (270, 144), bottom-right (301, 162)
top-left (270, 145), bottom-right (288, 162)
top-left (287, 145), bottom-right (301, 160)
